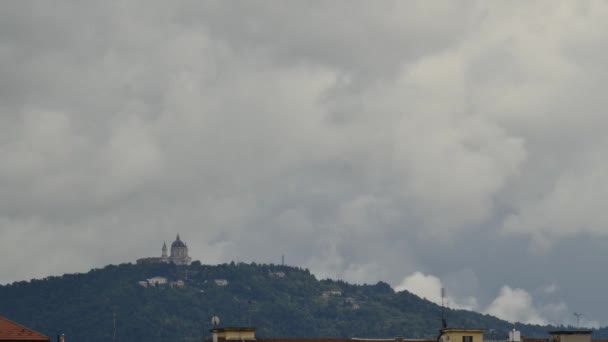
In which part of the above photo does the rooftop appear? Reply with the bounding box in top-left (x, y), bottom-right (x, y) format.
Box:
top-left (0, 316), bottom-right (50, 341)
top-left (549, 331), bottom-right (593, 335)
top-left (440, 329), bottom-right (485, 333)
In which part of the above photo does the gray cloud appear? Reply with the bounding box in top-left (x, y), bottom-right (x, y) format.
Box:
top-left (1, 0), bottom-right (608, 326)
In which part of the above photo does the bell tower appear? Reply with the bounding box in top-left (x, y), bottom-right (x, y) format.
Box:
top-left (161, 241), bottom-right (168, 259)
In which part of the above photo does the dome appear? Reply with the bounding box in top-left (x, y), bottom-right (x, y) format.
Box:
top-left (172, 240), bottom-right (186, 248)
top-left (171, 234), bottom-right (186, 248)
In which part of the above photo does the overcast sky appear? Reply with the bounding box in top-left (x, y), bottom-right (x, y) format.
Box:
top-left (2, 0), bottom-right (608, 328)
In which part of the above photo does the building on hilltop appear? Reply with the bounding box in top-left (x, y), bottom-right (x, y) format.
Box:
top-left (137, 234), bottom-right (192, 265)
top-left (169, 234), bottom-right (192, 265)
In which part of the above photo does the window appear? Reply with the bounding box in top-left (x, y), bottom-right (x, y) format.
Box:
top-left (463, 336), bottom-right (473, 342)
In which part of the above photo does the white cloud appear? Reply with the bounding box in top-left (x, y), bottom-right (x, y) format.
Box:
top-left (485, 286), bottom-right (546, 325)
top-left (395, 272), bottom-right (477, 310)
top-left (395, 273), bottom-right (590, 327)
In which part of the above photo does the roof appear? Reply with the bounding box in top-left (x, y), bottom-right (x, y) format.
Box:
top-left (0, 316), bottom-right (50, 341)
top-left (257, 339), bottom-right (436, 342)
top-left (522, 338), bottom-right (549, 342)
top-left (440, 329), bottom-right (485, 333)
top-left (260, 339), bottom-right (359, 342)
top-left (212, 327), bottom-right (257, 333)
top-left (549, 331), bottom-right (592, 335)
top-left (172, 234), bottom-right (186, 248)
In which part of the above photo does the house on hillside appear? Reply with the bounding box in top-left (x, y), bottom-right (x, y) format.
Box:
top-left (0, 316), bottom-right (50, 342)
top-left (321, 290), bottom-right (342, 298)
top-left (214, 279), bottom-right (229, 286)
top-left (171, 280), bottom-right (185, 287)
top-left (269, 271), bottom-right (286, 278)
top-left (147, 276), bottom-right (169, 286)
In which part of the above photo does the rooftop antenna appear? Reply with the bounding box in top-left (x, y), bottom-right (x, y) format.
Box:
top-left (211, 315), bottom-right (220, 342)
top-left (282, 254), bottom-right (285, 266)
top-left (441, 287), bottom-right (447, 328)
top-left (248, 300), bottom-right (254, 326)
top-left (112, 309), bottom-right (117, 342)
top-left (574, 312), bottom-right (583, 328)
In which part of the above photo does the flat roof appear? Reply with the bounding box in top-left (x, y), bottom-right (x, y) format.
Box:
top-left (440, 329), bottom-right (485, 333)
top-left (549, 331), bottom-right (592, 335)
top-left (211, 327), bottom-right (257, 332)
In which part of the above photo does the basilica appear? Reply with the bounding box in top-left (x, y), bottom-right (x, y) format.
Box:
top-left (136, 234), bottom-right (192, 265)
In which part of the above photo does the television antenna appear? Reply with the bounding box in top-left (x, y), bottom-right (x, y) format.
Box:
top-left (573, 312), bottom-right (583, 328)
top-left (441, 287), bottom-right (447, 328)
top-left (247, 300), bottom-right (255, 326)
top-left (112, 307), bottom-right (117, 342)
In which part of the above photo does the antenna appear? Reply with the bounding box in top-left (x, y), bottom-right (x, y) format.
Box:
top-left (248, 300), bottom-right (254, 326)
top-left (441, 287), bottom-right (447, 328)
top-left (112, 309), bottom-right (117, 342)
top-left (574, 312), bottom-right (583, 328)
top-left (282, 254), bottom-right (284, 266)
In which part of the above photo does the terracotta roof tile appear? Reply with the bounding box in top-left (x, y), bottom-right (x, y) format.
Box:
top-left (0, 316), bottom-right (50, 341)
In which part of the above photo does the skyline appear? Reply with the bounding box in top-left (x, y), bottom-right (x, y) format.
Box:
top-left (1, 1), bottom-right (608, 329)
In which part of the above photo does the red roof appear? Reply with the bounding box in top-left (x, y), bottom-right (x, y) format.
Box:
top-left (0, 316), bottom-right (50, 341)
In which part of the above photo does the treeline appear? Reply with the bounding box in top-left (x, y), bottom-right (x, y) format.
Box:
top-left (0, 262), bottom-right (594, 342)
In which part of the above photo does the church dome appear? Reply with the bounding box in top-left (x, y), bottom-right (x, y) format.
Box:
top-left (172, 240), bottom-right (186, 248)
top-left (171, 234), bottom-right (186, 248)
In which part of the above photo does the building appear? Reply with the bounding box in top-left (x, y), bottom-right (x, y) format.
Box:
top-left (147, 276), bottom-right (169, 286)
top-left (171, 280), bottom-right (185, 287)
top-left (439, 328), bottom-right (484, 342)
top-left (136, 234), bottom-right (192, 265)
top-left (523, 331), bottom-right (594, 342)
top-left (0, 316), bottom-right (50, 342)
top-left (548, 331), bottom-right (592, 342)
top-left (169, 234), bottom-right (192, 265)
top-left (209, 327), bottom-right (436, 342)
top-left (214, 279), bottom-right (229, 286)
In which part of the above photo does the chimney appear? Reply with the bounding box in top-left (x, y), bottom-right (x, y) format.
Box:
top-left (395, 336), bottom-right (404, 342)
top-left (57, 334), bottom-right (65, 342)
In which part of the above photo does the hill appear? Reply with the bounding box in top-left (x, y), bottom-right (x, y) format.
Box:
top-left (0, 262), bottom-right (586, 342)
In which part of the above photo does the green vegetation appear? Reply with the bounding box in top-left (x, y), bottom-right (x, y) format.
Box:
top-left (0, 262), bottom-right (594, 342)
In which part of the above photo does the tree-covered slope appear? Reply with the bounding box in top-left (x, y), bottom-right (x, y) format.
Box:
top-left (0, 262), bottom-right (580, 342)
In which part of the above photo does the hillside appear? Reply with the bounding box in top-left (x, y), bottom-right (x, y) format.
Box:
top-left (0, 262), bottom-right (581, 342)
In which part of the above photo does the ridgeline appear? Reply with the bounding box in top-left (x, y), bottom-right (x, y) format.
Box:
top-left (0, 262), bottom-right (596, 342)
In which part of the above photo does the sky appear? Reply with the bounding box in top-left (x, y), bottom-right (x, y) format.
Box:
top-left (1, 0), bottom-right (608, 328)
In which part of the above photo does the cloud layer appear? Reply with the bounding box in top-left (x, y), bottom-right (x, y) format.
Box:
top-left (1, 0), bottom-right (608, 326)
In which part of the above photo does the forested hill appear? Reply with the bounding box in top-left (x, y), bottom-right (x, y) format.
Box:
top-left (0, 262), bottom-right (588, 342)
